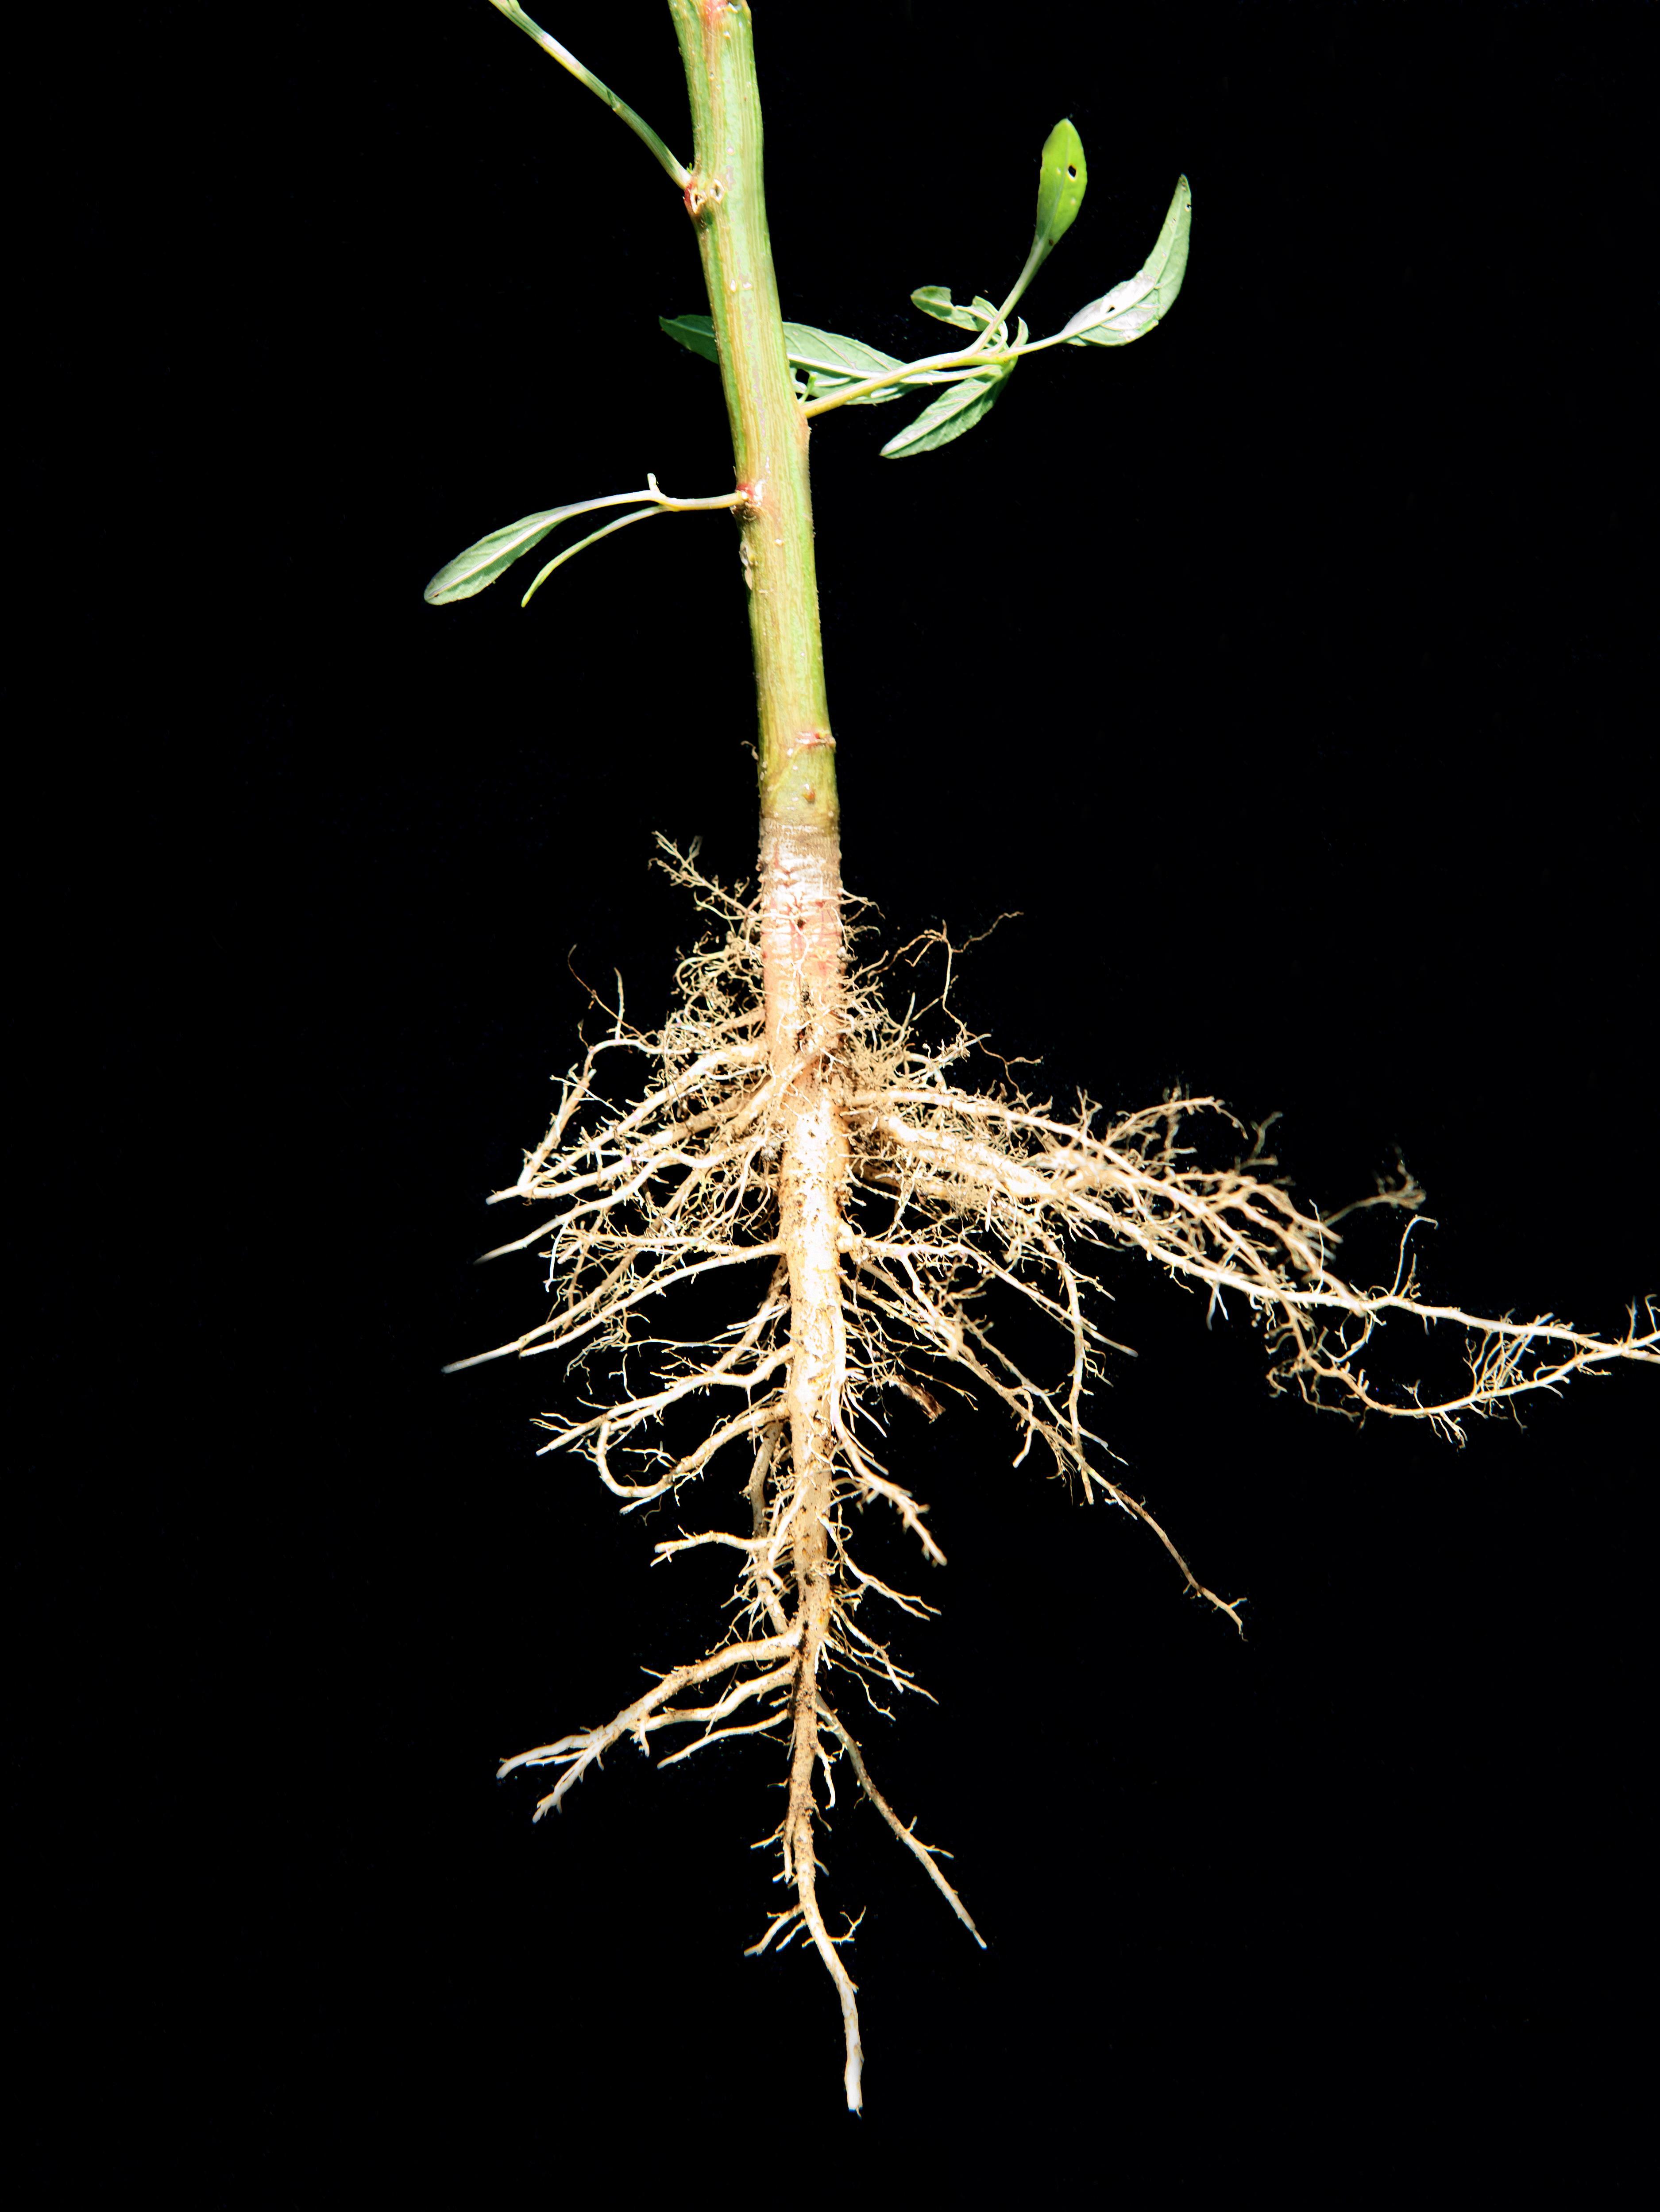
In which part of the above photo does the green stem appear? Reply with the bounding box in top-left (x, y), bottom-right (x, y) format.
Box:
top-left (801, 328), bottom-right (1074, 420)
top-left (489, 1), bottom-right (690, 189)
top-left (965, 237), bottom-right (1048, 356)
top-left (666, 0), bottom-right (836, 836)
top-left (801, 340), bottom-right (1016, 418)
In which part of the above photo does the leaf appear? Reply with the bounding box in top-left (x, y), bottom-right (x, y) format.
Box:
top-left (659, 312), bottom-right (720, 363)
top-left (780, 321), bottom-right (907, 405)
top-left (910, 288), bottom-right (1003, 334)
top-left (911, 286), bottom-right (982, 331)
top-left (880, 351), bottom-right (1018, 461)
top-left (1033, 119), bottom-right (1088, 257)
top-left (424, 495), bottom-right (647, 604)
top-left (662, 311), bottom-right (906, 401)
top-left (520, 506), bottom-right (661, 607)
top-left (1060, 176), bottom-right (1192, 347)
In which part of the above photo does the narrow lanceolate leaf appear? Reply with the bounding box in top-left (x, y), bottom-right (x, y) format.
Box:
top-left (424, 494), bottom-right (647, 603)
top-left (520, 506), bottom-right (661, 607)
top-left (880, 352), bottom-right (1018, 460)
top-left (780, 321), bottom-right (907, 405)
top-left (659, 312), bottom-right (721, 363)
top-left (1060, 176), bottom-right (1192, 347)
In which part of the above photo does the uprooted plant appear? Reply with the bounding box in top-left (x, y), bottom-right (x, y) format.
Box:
top-left (427, 2), bottom-right (1656, 2113)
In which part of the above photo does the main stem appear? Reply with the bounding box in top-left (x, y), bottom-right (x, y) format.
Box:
top-left (667, 0), bottom-right (859, 2104)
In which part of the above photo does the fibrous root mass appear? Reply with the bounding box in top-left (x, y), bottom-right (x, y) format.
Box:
top-left (453, 840), bottom-right (1655, 2110)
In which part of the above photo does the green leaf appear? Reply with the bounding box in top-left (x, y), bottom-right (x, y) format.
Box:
top-left (911, 286), bottom-right (981, 331)
top-left (780, 321), bottom-right (907, 405)
top-left (520, 506), bottom-right (661, 607)
top-left (662, 311), bottom-right (907, 401)
top-left (659, 312), bottom-right (720, 362)
top-left (880, 352), bottom-right (1018, 461)
top-left (1033, 120), bottom-right (1088, 257)
top-left (910, 288), bottom-right (1003, 334)
top-left (1060, 176), bottom-right (1191, 347)
top-left (424, 492), bottom-right (653, 604)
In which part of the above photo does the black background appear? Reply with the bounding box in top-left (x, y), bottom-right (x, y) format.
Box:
top-left (23, 0), bottom-right (1654, 2197)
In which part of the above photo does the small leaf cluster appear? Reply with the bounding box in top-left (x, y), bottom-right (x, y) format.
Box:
top-left (882, 292), bottom-right (1027, 459)
top-left (662, 121), bottom-right (1191, 461)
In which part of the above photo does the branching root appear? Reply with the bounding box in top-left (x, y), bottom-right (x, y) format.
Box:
top-left (467, 842), bottom-right (1656, 2110)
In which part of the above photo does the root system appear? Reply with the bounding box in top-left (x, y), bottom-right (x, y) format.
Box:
top-left (453, 843), bottom-right (1655, 2109)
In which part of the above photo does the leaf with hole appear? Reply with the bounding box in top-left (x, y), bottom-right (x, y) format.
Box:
top-left (1033, 119), bottom-right (1089, 260)
top-left (1060, 176), bottom-right (1191, 347)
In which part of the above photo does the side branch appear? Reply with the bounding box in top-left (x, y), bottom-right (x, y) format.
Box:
top-left (819, 1699), bottom-right (985, 1948)
top-left (486, 2), bottom-right (691, 187)
top-left (500, 1631), bottom-right (800, 1818)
